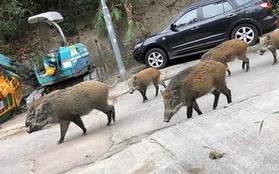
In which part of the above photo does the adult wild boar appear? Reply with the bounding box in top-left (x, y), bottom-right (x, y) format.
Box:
top-left (259, 28), bottom-right (279, 64)
top-left (26, 80), bottom-right (115, 144)
top-left (128, 67), bottom-right (166, 102)
top-left (162, 60), bottom-right (232, 122)
top-left (201, 39), bottom-right (249, 76)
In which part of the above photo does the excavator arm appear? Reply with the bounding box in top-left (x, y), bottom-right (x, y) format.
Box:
top-left (0, 54), bottom-right (40, 88)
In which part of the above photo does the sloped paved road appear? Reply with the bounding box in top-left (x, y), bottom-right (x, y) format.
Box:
top-left (1, 50), bottom-right (279, 174)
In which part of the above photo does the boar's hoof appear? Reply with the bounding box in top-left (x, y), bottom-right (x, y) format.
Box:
top-left (57, 139), bottom-right (64, 145)
top-left (163, 119), bottom-right (170, 123)
top-left (272, 61), bottom-right (278, 65)
top-left (142, 99), bottom-right (148, 103)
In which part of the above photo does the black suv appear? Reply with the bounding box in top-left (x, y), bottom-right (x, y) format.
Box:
top-left (133, 0), bottom-right (278, 69)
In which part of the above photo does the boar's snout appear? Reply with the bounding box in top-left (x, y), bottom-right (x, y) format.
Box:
top-left (26, 126), bottom-right (32, 134)
top-left (259, 49), bottom-right (265, 55)
top-left (129, 89), bottom-right (135, 94)
top-left (25, 121), bottom-right (30, 128)
top-left (164, 112), bottom-right (174, 123)
top-left (26, 123), bottom-right (45, 134)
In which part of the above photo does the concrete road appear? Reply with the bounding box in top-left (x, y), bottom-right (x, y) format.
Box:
top-left (1, 49), bottom-right (279, 174)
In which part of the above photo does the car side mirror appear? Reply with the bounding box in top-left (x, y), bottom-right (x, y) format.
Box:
top-left (170, 23), bottom-right (177, 31)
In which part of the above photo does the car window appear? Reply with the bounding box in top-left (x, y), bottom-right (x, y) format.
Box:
top-left (224, 2), bottom-right (233, 12)
top-left (234, 0), bottom-right (252, 6)
top-left (202, 3), bottom-right (224, 19)
top-left (202, 2), bottom-right (233, 19)
top-left (175, 9), bottom-right (198, 28)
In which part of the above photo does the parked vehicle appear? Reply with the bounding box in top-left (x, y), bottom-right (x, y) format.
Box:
top-left (133, 0), bottom-right (278, 69)
top-left (0, 12), bottom-right (99, 109)
top-left (26, 12), bottom-right (99, 105)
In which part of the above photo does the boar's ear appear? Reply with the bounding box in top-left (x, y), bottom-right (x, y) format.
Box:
top-left (39, 101), bottom-right (49, 113)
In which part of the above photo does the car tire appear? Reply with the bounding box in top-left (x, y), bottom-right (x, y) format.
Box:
top-left (231, 24), bottom-right (259, 46)
top-left (145, 48), bottom-right (168, 69)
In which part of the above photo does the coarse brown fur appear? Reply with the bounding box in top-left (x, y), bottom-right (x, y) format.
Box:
top-left (259, 28), bottom-right (279, 64)
top-left (201, 39), bottom-right (249, 76)
top-left (128, 67), bottom-right (166, 102)
top-left (162, 60), bottom-right (232, 122)
top-left (26, 80), bottom-right (115, 144)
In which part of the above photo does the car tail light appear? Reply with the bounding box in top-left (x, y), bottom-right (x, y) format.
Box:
top-left (259, 2), bottom-right (272, 8)
top-left (275, 21), bottom-right (279, 25)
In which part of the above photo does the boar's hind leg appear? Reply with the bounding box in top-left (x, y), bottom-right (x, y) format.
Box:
top-left (111, 106), bottom-right (116, 123)
top-left (105, 106), bottom-right (115, 126)
top-left (241, 57), bottom-right (249, 72)
top-left (58, 121), bottom-right (70, 145)
top-left (217, 86), bottom-right (232, 104)
top-left (193, 100), bottom-right (202, 115)
top-left (226, 69), bottom-right (231, 76)
top-left (224, 63), bottom-right (231, 76)
top-left (271, 49), bottom-right (277, 65)
top-left (212, 90), bottom-right (220, 110)
top-left (153, 82), bottom-right (159, 96)
top-left (186, 99), bottom-right (196, 119)
top-left (72, 116), bottom-right (87, 135)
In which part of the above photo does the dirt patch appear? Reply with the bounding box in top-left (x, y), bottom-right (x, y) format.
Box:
top-left (131, 160), bottom-right (157, 174)
top-left (188, 167), bottom-right (206, 174)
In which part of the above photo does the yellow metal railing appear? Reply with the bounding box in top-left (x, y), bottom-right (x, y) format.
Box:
top-left (0, 76), bottom-right (22, 117)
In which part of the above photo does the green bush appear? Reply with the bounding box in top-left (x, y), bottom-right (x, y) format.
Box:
top-left (0, 0), bottom-right (32, 42)
top-left (270, 0), bottom-right (279, 15)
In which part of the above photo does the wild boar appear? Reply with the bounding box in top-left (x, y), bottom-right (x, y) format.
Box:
top-left (128, 67), bottom-right (166, 102)
top-left (201, 39), bottom-right (249, 76)
top-left (259, 28), bottom-right (279, 64)
top-left (162, 60), bottom-right (232, 122)
top-left (25, 90), bottom-right (60, 127)
top-left (26, 80), bottom-right (115, 144)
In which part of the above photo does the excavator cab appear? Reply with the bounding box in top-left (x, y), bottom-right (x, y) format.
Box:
top-left (28, 12), bottom-right (98, 87)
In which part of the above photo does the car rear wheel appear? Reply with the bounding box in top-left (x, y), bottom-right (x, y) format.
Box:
top-left (231, 24), bottom-right (259, 46)
top-left (145, 48), bottom-right (168, 69)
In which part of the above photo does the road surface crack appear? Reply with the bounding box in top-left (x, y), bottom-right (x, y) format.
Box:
top-left (149, 138), bottom-right (187, 170)
top-left (99, 126), bottom-right (172, 161)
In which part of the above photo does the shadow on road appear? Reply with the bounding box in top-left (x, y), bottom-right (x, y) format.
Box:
top-left (166, 53), bottom-right (203, 68)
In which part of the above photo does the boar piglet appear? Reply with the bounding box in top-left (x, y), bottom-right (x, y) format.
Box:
top-left (128, 67), bottom-right (166, 102)
top-left (259, 28), bottom-right (279, 64)
top-left (26, 80), bottom-right (115, 144)
top-left (201, 39), bottom-right (249, 76)
top-left (162, 60), bottom-right (232, 122)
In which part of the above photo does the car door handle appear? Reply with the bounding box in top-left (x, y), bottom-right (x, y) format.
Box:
top-left (191, 26), bottom-right (199, 30)
top-left (227, 14), bottom-right (236, 18)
